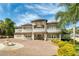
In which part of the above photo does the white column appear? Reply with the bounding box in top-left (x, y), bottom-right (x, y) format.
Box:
top-left (21, 26), bottom-right (25, 40)
top-left (44, 33), bottom-right (47, 41)
top-left (32, 33), bottom-right (34, 40)
top-left (22, 26), bottom-right (24, 32)
top-left (59, 34), bottom-right (61, 40)
top-left (32, 23), bottom-right (34, 40)
top-left (44, 22), bottom-right (47, 41)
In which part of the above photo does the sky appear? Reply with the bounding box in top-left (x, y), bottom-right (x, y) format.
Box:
top-left (0, 3), bottom-right (79, 29)
top-left (0, 3), bottom-right (66, 25)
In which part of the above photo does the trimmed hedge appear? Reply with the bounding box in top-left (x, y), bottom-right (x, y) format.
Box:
top-left (61, 34), bottom-right (71, 41)
top-left (58, 41), bottom-right (66, 47)
top-left (51, 39), bottom-right (60, 44)
top-left (58, 43), bottom-right (76, 56)
top-left (51, 39), bottom-right (76, 56)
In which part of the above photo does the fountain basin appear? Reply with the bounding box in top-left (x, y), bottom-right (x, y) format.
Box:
top-left (0, 43), bottom-right (24, 51)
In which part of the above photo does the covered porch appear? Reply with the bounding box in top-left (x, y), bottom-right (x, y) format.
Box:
top-left (32, 32), bottom-right (47, 40)
top-left (47, 33), bottom-right (61, 40)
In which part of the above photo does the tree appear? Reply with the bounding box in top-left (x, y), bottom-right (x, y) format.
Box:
top-left (0, 18), bottom-right (15, 38)
top-left (4, 18), bottom-right (15, 37)
top-left (56, 3), bottom-right (79, 45)
top-left (0, 20), bottom-right (5, 35)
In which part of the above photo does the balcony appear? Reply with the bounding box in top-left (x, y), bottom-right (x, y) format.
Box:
top-left (47, 29), bottom-right (61, 33)
top-left (33, 28), bottom-right (46, 32)
top-left (22, 29), bottom-right (32, 32)
top-left (15, 29), bottom-right (22, 33)
top-left (15, 29), bottom-right (32, 33)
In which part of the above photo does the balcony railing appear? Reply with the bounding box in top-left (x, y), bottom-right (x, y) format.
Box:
top-left (33, 28), bottom-right (46, 32)
top-left (15, 29), bottom-right (32, 33)
top-left (15, 29), bottom-right (22, 33)
top-left (15, 28), bottom-right (61, 33)
top-left (47, 29), bottom-right (61, 33)
top-left (22, 29), bottom-right (32, 32)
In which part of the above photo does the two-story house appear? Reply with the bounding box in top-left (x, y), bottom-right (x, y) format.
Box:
top-left (14, 19), bottom-right (61, 40)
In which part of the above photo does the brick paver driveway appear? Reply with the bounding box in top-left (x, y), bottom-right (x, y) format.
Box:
top-left (0, 39), bottom-right (58, 56)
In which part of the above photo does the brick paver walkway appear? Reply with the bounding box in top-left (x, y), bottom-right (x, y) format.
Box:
top-left (0, 39), bottom-right (58, 56)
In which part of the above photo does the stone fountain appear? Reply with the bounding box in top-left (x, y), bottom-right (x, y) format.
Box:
top-left (0, 39), bottom-right (24, 51)
top-left (3, 40), bottom-right (15, 46)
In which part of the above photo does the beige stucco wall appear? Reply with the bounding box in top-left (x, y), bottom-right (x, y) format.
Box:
top-left (14, 20), bottom-right (61, 40)
top-left (14, 34), bottom-right (32, 40)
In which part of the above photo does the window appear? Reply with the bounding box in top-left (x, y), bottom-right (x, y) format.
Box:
top-left (47, 34), bottom-right (58, 38)
top-left (52, 35), bottom-right (53, 38)
top-left (47, 34), bottom-right (52, 38)
top-left (23, 27), bottom-right (32, 29)
top-left (16, 29), bottom-right (22, 32)
top-left (34, 25), bottom-right (44, 28)
top-left (24, 34), bottom-right (32, 38)
top-left (16, 35), bottom-right (21, 37)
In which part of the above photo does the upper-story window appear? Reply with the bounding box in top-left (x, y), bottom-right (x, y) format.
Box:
top-left (34, 25), bottom-right (44, 28)
top-left (15, 29), bottom-right (22, 32)
top-left (23, 26), bottom-right (32, 30)
top-left (47, 25), bottom-right (57, 30)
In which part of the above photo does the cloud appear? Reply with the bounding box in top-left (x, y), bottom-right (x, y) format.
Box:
top-left (14, 6), bottom-right (23, 13)
top-left (0, 5), bottom-right (4, 13)
top-left (0, 3), bottom-right (65, 26)
top-left (24, 4), bottom-right (34, 9)
top-left (24, 3), bottom-right (65, 15)
top-left (14, 3), bottom-right (65, 26)
top-left (16, 13), bottom-right (41, 26)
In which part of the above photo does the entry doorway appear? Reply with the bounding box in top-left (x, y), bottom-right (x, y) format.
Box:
top-left (34, 34), bottom-right (44, 40)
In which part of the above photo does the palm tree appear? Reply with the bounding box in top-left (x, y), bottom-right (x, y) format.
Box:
top-left (56, 3), bottom-right (79, 45)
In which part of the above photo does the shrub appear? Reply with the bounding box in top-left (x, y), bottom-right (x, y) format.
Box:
top-left (61, 34), bottom-right (71, 41)
top-left (75, 44), bottom-right (79, 51)
top-left (58, 43), bottom-right (76, 56)
top-left (58, 41), bottom-right (67, 47)
top-left (75, 40), bottom-right (79, 44)
top-left (51, 39), bottom-right (60, 44)
top-left (68, 39), bottom-right (73, 44)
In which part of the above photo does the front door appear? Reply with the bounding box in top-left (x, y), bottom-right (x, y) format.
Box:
top-left (34, 34), bottom-right (44, 40)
